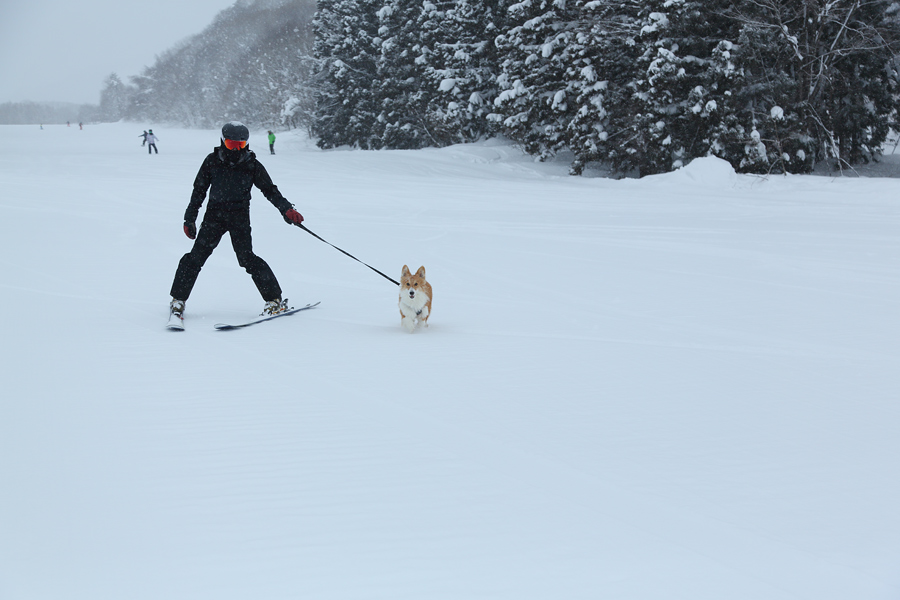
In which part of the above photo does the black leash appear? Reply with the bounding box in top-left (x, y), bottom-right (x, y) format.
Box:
top-left (296, 223), bottom-right (399, 286)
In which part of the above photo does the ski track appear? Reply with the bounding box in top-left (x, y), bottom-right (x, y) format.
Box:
top-left (0, 123), bottom-right (898, 600)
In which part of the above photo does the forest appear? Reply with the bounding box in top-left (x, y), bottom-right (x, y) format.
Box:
top-left (97, 0), bottom-right (900, 175)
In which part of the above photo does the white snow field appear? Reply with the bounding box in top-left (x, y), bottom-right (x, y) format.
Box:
top-left (1, 122), bottom-right (898, 600)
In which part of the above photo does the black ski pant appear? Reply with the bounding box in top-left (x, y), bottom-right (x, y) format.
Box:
top-left (148, 143), bottom-right (158, 154)
top-left (170, 210), bottom-right (282, 302)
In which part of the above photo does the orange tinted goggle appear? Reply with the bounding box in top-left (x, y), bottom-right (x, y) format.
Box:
top-left (223, 138), bottom-right (248, 150)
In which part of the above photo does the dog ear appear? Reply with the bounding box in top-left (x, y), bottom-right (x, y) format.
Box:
top-left (416, 266), bottom-right (426, 279)
top-left (401, 265), bottom-right (410, 276)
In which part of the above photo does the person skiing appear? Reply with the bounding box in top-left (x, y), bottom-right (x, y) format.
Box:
top-left (147, 129), bottom-right (158, 154)
top-left (139, 130), bottom-right (148, 146)
top-left (167, 122), bottom-right (304, 324)
top-left (267, 130), bottom-right (276, 155)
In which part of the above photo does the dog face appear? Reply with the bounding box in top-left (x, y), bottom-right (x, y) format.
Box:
top-left (400, 265), bottom-right (430, 302)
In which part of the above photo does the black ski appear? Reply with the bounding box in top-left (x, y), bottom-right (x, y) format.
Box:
top-left (214, 302), bottom-right (320, 330)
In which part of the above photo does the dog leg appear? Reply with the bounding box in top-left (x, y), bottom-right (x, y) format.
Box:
top-left (401, 315), bottom-right (416, 333)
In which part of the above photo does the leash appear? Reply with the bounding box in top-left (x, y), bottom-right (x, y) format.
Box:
top-left (295, 223), bottom-right (400, 286)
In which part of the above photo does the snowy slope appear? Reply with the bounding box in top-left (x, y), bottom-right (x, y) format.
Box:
top-left (0, 122), bottom-right (898, 600)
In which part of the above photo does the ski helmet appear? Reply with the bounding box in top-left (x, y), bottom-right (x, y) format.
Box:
top-left (221, 121), bottom-right (249, 142)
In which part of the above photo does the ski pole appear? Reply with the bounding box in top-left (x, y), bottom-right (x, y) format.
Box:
top-left (295, 223), bottom-right (400, 286)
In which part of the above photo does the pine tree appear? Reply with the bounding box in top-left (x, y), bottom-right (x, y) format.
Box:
top-left (630, 0), bottom-right (743, 175)
top-left (725, 23), bottom-right (807, 173)
top-left (372, 0), bottom-right (433, 149)
top-left (308, 0), bottom-right (900, 174)
top-left (492, 0), bottom-right (646, 175)
top-left (726, 0), bottom-right (900, 172)
top-left (425, 0), bottom-right (506, 143)
top-left (98, 73), bottom-right (131, 122)
top-left (563, 0), bottom-right (642, 175)
top-left (493, 0), bottom-right (582, 162)
top-left (313, 0), bottom-right (384, 148)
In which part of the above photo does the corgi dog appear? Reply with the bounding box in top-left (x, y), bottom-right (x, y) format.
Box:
top-left (399, 265), bottom-right (432, 332)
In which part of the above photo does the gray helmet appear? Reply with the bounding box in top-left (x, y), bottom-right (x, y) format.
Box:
top-left (221, 121), bottom-right (249, 141)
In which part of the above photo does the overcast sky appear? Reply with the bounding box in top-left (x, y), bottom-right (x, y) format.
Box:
top-left (0, 0), bottom-right (238, 105)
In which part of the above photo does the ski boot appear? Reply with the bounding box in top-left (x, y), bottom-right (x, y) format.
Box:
top-left (167, 298), bottom-right (186, 330)
top-left (170, 299), bottom-right (185, 317)
top-left (261, 298), bottom-right (290, 316)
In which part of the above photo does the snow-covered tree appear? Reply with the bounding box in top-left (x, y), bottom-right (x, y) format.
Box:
top-left (309, 0), bottom-right (900, 175)
top-left (492, 0), bottom-right (582, 162)
top-left (118, 0), bottom-right (317, 130)
top-left (98, 73), bottom-right (132, 122)
top-left (425, 0), bottom-right (506, 143)
top-left (629, 0), bottom-right (744, 175)
top-left (562, 0), bottom-right (642, 175)
top-left (725, 0), bottom-right (900, 171)
top-left (313, 0), bottom-right (384, 148)
top-left (315, 0), bottom-right (506, 148)
top-left (371, 0), bottom-right (434, 148)
top-left (491, 0), bottom-right (644, 174)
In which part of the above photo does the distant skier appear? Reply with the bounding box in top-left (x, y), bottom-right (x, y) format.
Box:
top-left (268, 130), bottom-right (276, 155)
top-left (167, 122), bottom-right (305, 324)
top-left (139, 130), bottom-right (148, 146)
top-left (147, 130), bottom-right (158, 154)
top-left (79, 122), bottom-right (83, 130)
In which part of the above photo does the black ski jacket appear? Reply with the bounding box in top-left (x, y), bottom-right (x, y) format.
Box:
top-left (184, 146), bottom-right (293, 223)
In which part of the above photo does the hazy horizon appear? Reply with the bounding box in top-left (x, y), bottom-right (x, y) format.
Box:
top-left (0, 0), bottom-right (238, 105)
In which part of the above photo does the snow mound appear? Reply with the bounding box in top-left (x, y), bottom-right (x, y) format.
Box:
top-left (677, 155), bottom-right (738, 186)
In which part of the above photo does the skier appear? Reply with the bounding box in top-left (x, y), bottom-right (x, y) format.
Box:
top-left (139, 130), bottom-right (148, 146)
top-left (147, 130), bottom-right (158, 154)
top-left (168, 122), bottom-right (305, 323)
top-left (267, 130), bottom-right (276, 155)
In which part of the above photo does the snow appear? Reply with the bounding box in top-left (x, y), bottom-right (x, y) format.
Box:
top-left (438, 78), bottom-right (457, 93)
top-left (1, 122), bottom-right (899, 599)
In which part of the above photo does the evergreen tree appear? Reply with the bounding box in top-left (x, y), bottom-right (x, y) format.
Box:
top-left (630, 0), bottom-right (743, 175)
top-left (492, 0), bottom-right (644, 174)
top-left (726, 23), bottom-right (808, 173)
top-left (493, 0), bottom-right (582, 162)
top-left (563, 0), bottom-right (642, 175)
top-left (425, 0), bottom-right (506, 143)
top-left (128, 69), bottom-right (158, 123)
top-left (726, 0), bottom-right (900, 172)
top-left (308, 0), bottom-right (900, 175)
top-left (316, 0), bottom-right (506, 149)
top-left (313, 0), bottom-right (384, 148)
top-left (116, 0), bottom-right (317, 130)
top-left (372, 0), bottom-right (433, 148)
top-left (98, 73), bottom-right (131, 122)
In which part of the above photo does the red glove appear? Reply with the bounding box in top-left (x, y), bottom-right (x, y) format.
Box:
top-left (284, 208), bottom-right (304, 225)
top-left (184, 221), bottom-right (197, 239)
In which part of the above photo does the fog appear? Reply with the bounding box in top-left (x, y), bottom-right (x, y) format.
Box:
top-left (0, 0), bottom-right (238, 104)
